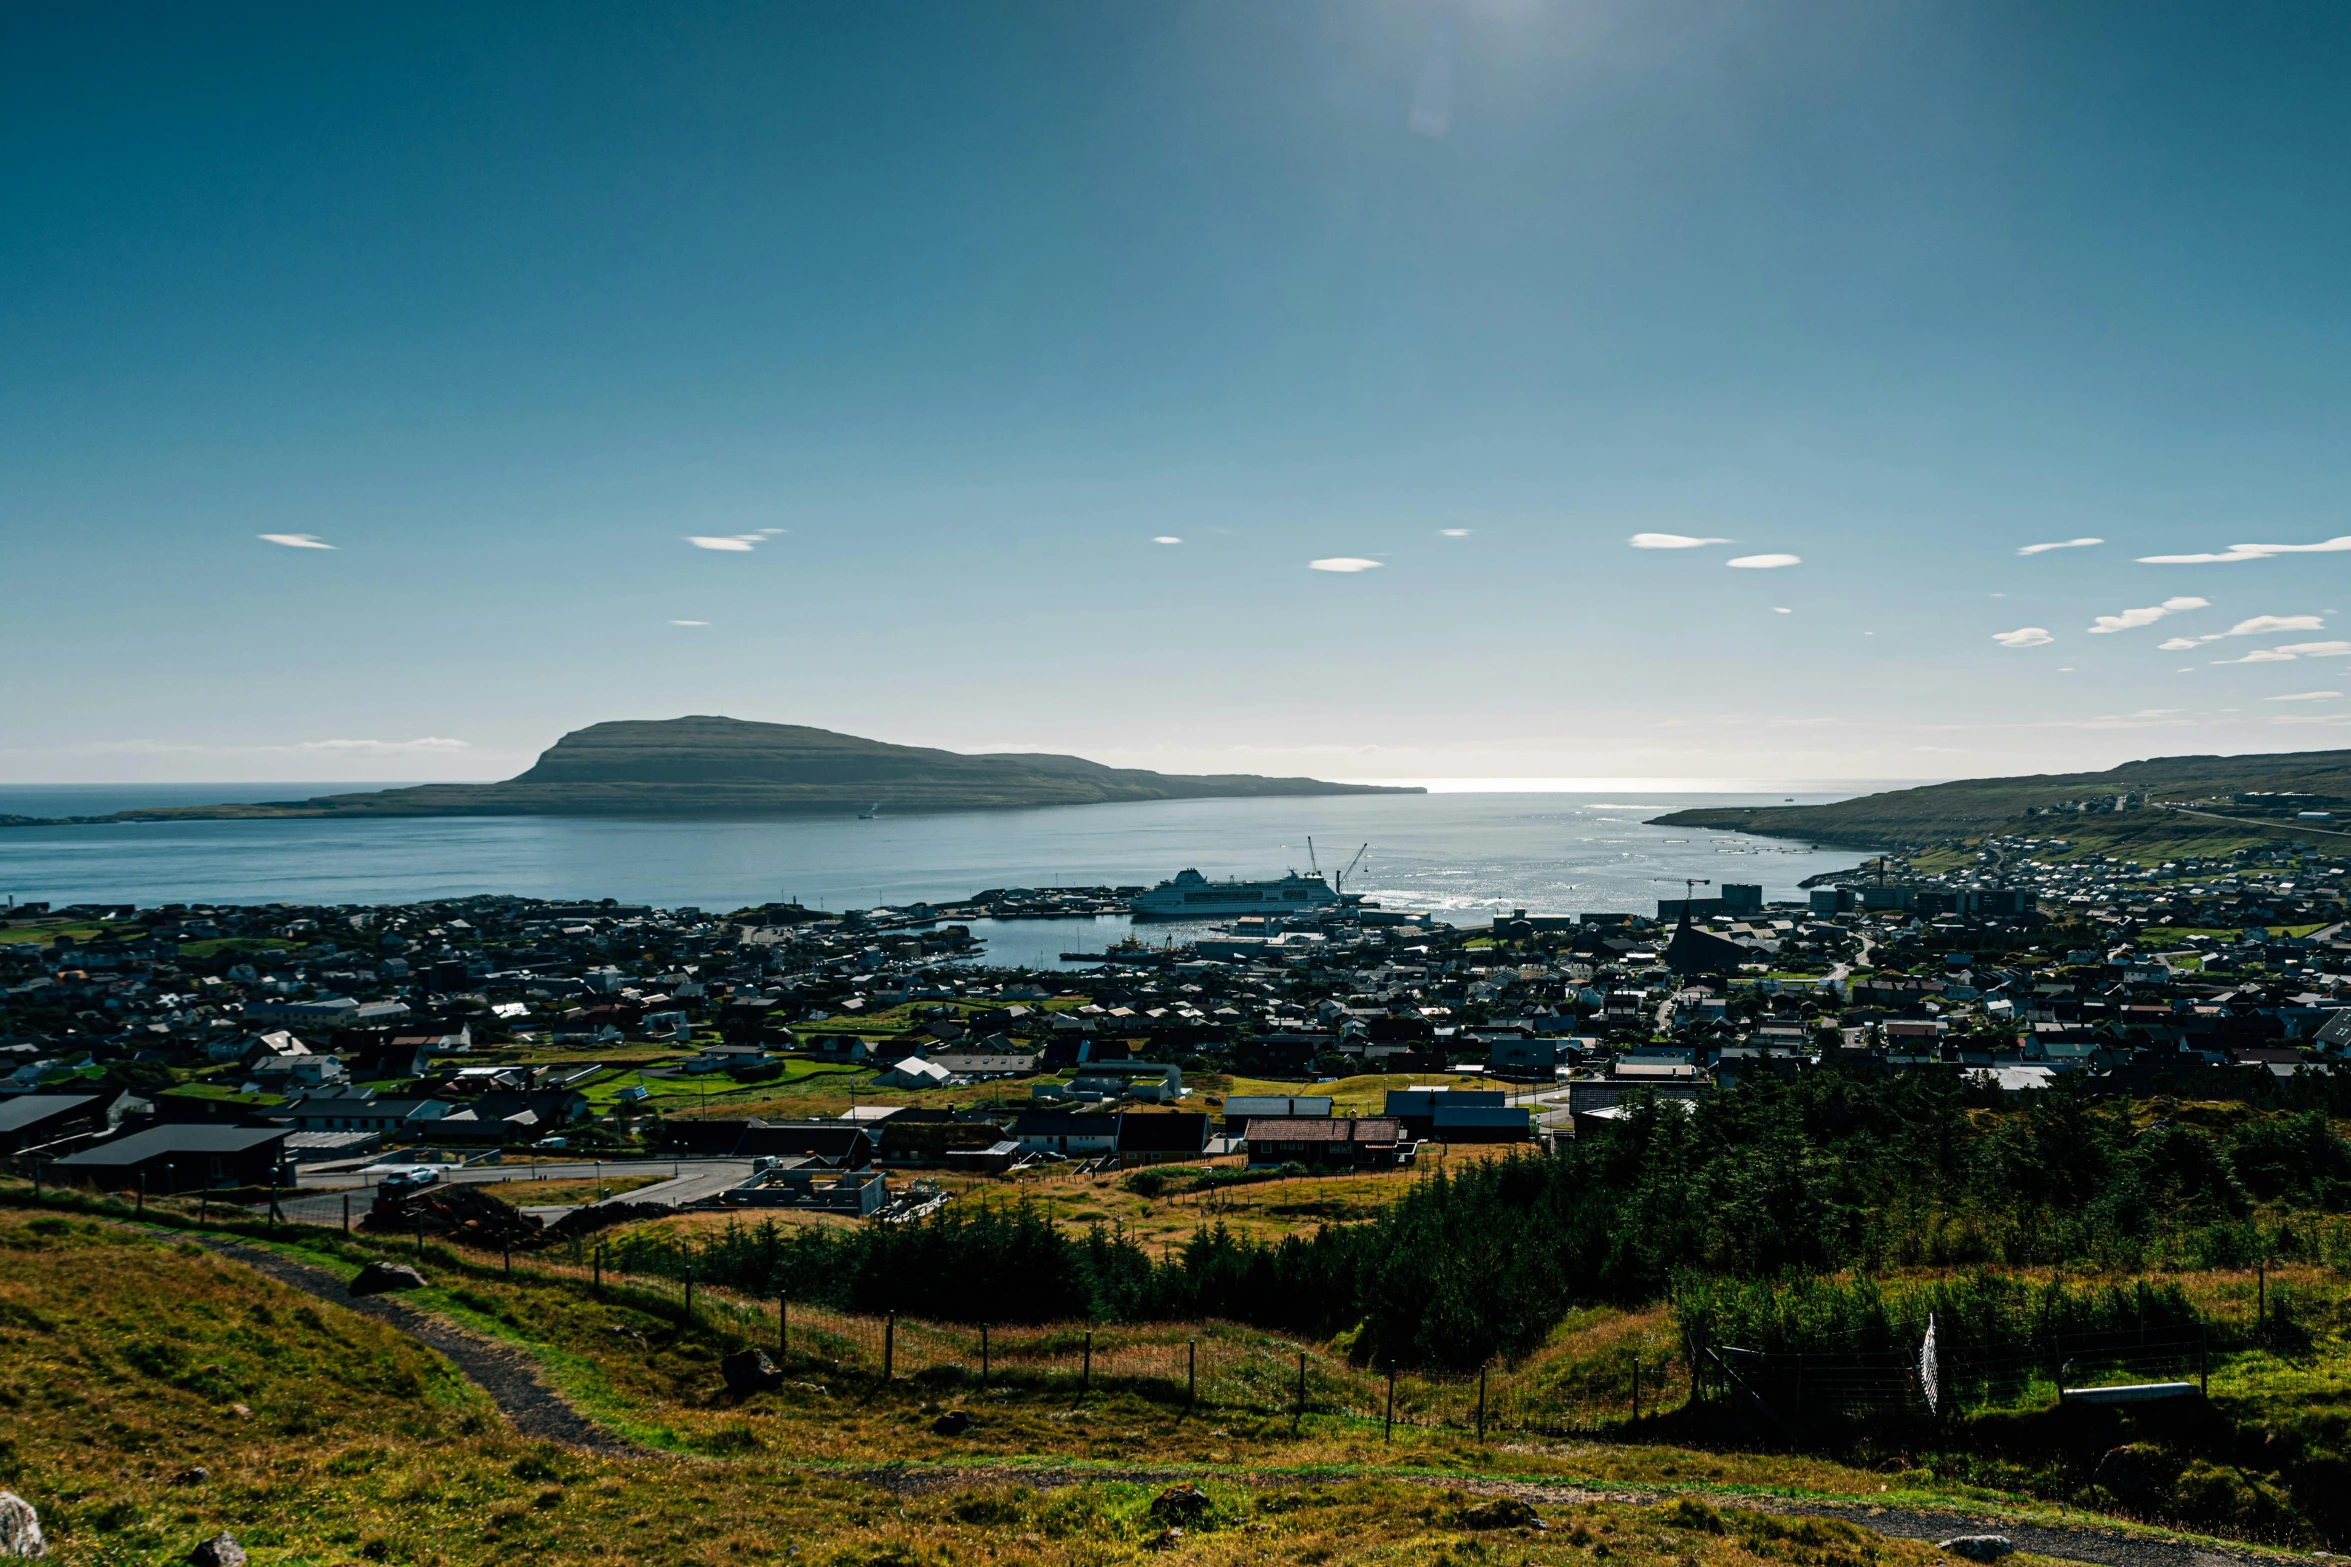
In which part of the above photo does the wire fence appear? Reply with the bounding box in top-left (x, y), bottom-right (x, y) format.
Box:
top-left (6, 1176), bottom-right (2285, 1446)
top-left (1703, 1323), bottom-right (2216, 1431)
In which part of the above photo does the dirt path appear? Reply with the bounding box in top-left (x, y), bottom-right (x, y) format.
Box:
top-left (851, 1466), bottom-right (2283, 1567)
top-left (190, 1235), bottom-right (643, 1458)
top-left (187, 1234), bottom-right (2281, 1567)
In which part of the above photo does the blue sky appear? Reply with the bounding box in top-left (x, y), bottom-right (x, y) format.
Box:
top-left (8, 1), bottom-right (2351, 787)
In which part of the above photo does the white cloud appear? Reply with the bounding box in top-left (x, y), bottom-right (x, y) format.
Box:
top-left (1440, 529), bottom-right (1471, 537)
top-left (2224, 614), bottom-right (2326, 636)
top-left (1772, 607), bottom-right (1792, 614)
top-left (2267, 691), bottom-right (2341, 702)
top-left (2139, 535), bottom-right (2351, 564)
top-left (1152, 536), bottom-right (1182, 545)
top-left (258, 533), bottom-right (334, 550)
top-left (1727, 553), bottom-right (1801, 569)
top-left (2278, 641), bottom-right (2351, 657)
top-left (293, 737), bottom-right (469, 754)
top-left (1309, 558), bottom-right (1384, 573)
top-left (1629, 533), bottom-right (1731, 549)
top-left (2086, 596), bottom-right (2208, 634)
top-left (669, 619), bottom-right (709, 626)
top-left (2213, 649), bottom-right (2302, 664)
top-left (757, 528), bottom-right (787, 535)
top-left (686, 535), bottom-right (764, 551)
top-left (2158, 637), bottom-right (2200, 651)
top-left (1992, 627), bottom-right (2055, 648)
top-left (2017, 538), bottom-right (2104, 556)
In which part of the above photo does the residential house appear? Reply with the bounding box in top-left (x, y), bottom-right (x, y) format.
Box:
top-left (1009, 1111), bottom-right (1122, 1158)
top-left (1115, 1112), bottom-right (1210, 1166)
top-left (1244, 1115), bottom-right (1412, 1170)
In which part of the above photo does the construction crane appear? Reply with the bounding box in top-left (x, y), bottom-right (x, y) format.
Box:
top-left (1653, 876), bottom-right (1712, 917)
top-left (1335, 843), bottom-right (1369, 898)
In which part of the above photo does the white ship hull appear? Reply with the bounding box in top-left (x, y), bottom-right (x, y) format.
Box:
top-left (1130, 868), bottom-right (1342, 920)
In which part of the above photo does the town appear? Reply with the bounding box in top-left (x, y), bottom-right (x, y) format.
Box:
top-left (7, 832), bottom-right (2349, 1206)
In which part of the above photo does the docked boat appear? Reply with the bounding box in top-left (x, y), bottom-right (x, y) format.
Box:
top-left (1129, 868), bottom-right (1343, 920)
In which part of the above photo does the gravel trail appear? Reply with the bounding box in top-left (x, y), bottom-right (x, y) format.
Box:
top-left (191, 1235), bottom-right (643, 1457)
top-left (183, 1234), bottom-right (2289, 1567)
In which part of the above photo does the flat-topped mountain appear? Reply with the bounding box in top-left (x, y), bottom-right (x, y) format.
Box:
top-left (43, 717), bottom-right (1423, 823)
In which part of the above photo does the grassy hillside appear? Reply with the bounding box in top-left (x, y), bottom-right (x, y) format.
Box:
top-left (20, 716), bottom-right (1421, 824)
top-left (0, 1201), bottom-right (2010, 1567)
top-left (1651, 748), bottom-right (2351, 854)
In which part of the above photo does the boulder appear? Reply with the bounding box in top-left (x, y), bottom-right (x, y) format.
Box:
top-left (1149, 1485), bottom-right (1213, 1526)
top-left (1455, 1498), bottom-right (1544, 1531)
top-left (2093, 1445), bottom-right (2162, 1503)
top-left (188, 1534), bottom-right (246, 1567)
top-left (349, 1261), bottom-right (428, 1296)
top-left (721, 1348), bottom-right (784, 1396)
top-left (929, 1410), bottom-right (975, 1437)
top-left (0, 1492), bottom-right (45, 1559)
top-left (1936, 1537), bottom-right (2014, 1563)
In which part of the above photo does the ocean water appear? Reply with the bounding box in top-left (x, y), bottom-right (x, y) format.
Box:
top-left (0, 786), bottom-right (1867, 933)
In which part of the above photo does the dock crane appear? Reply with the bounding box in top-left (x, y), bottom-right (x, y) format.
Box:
top-left (1335, 843), bottom-right (1369, 899)
top-left (1653, 876), bottom-right (1712, 917)
top-left (1308, 838), bottom-right (1372, 898)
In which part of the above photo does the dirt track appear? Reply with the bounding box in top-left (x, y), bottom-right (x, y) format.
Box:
top-left (194, 1234), bottom-right (2287, 1567)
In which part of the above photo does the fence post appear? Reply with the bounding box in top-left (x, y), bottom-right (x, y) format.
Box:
top-left (1187, 1339), bottom-right (1196, 1411)
top-left (415, 1213), bottom-right (424, 1258)
top-left (198, 1188), bottom-right (207, 1225)
top-left (1294, 1351), bottom-right (1306, 1432)
top-left (781, 1294), bottom-right (789, 1357)
top-left (685, 1264), bottom-right (694, 1322)
top-left (1477, 1365), bottom-right (1487, 1442)
top-left (885, 1313), bottom-right (896, 1381)
top-left (1081, 1330), bottom-right (1091, 1394)
top-left (594, 1243), bottom-right (603, 1292)
top-left (1385, 1369), bottom-right (1395, 1443)
top-left (504, 1230), bottom-right (513, 1277)
top-left (137, 1175), bottom-right (145, 1218)
top-left (341, 1192), bottom-right (350, 1234)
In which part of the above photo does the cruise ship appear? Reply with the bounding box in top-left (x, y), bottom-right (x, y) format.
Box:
top-left (1129, 868), bottom-right (1344, 920)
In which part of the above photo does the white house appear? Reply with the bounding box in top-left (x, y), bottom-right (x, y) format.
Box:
top-left (874, 1056), bottom-right (952, 1089)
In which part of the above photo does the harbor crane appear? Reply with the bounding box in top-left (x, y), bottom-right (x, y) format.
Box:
top-left (1652, 876), bottom-right (1712, 916)
top-left (1309, 838), bottom-right (1371, 898)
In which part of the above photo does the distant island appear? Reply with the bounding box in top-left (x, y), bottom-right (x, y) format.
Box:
top-left (1650, 747), bottom-right (2351, 857)
top-left (12, 716), bottom-right (1424, 824)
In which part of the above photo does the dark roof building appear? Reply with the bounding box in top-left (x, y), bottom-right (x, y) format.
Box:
top-left (0, 1094), bottom-right (107, 1154)
top-left (52, 1126), bottom-right (288, 1192)
top-left (1114, 1112), bottom-right (1209, 1165)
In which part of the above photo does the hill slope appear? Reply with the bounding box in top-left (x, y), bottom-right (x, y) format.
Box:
top-left (1649, 748), bottom-right (2351, 853)
top-left (52, 716), bottom-right (1422, 822)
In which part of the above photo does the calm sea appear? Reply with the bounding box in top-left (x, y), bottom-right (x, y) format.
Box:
top-left (0, 786), bottom-right (1872, 964)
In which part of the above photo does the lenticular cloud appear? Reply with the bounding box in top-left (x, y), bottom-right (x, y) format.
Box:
top-left (1628, 532), bottom-right (1731, 549)
top-left (2140, 536), bottom-right (2351, 564)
